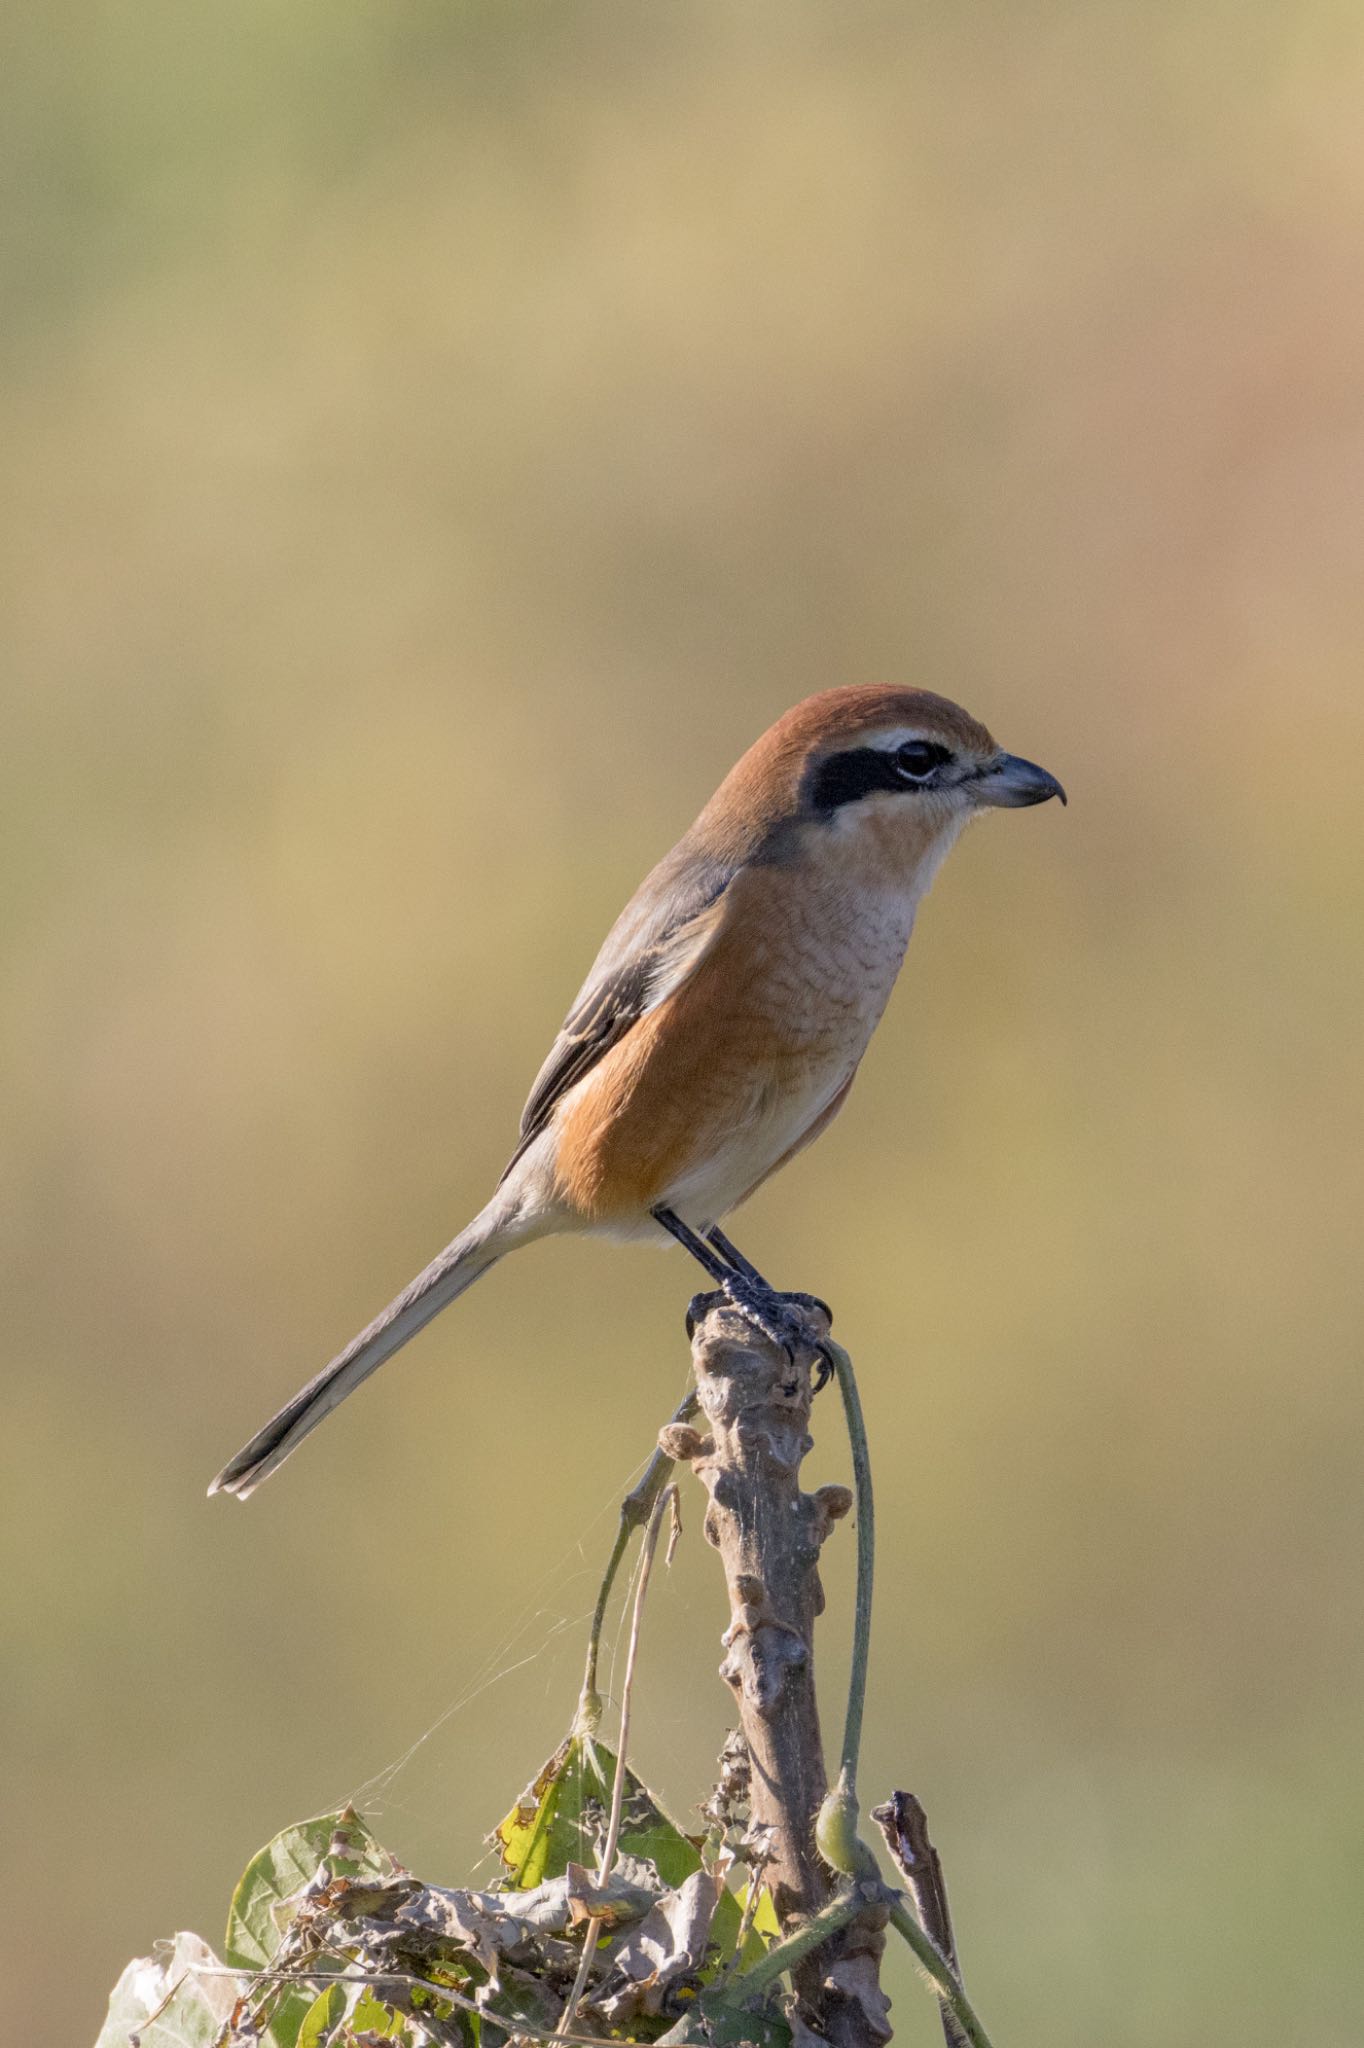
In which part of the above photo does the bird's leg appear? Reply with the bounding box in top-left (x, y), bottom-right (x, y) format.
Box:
top-left (704, 1224), bottom-right (773, 1289)
top-left (652, 1206), bottom-right (736, 1286)
top-left (652, 1205), bottom-right (789, 1346)
top-left (706, 1227), bottom-right (833, 1347)
top-left (704, 1220), bottom-right (835, 1384)
top-left (709, 1224), bottom-right (835, 1391)
top-left (652, 1207), bottom-right (829, 1368)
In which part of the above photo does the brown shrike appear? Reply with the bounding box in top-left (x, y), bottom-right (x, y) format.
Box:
top-left (211, 686), bottom-right (1063, 1498)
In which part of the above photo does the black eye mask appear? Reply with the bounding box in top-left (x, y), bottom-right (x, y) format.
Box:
top-left (808, 741), bottom-right (955, 812)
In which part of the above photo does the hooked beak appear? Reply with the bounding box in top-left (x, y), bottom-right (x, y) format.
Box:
top-left (974, 752), bottom-right (1067, 809)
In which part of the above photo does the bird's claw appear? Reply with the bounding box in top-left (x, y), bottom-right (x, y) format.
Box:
top-left (720, 1276), bottom-right (796, 1355)
top-left (684, 1281), bottom-right (834, 1386)
top-left (719, 1278), bottom-right (831, 1367)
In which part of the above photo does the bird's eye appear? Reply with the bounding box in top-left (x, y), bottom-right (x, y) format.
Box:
top-left (894, 739), bottom-right (952, 782)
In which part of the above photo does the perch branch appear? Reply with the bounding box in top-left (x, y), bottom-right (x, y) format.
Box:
top-left (662, 1293), bottom-right (889, 2048)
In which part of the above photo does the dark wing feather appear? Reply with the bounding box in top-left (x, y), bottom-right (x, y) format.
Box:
top-left (501, 837), bottom-right (735, 1180)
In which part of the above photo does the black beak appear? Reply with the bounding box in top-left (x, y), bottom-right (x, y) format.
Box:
top-left (975, 753), bottom-right (1067, 809)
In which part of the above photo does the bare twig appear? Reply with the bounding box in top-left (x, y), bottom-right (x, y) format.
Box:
top-left (196, 1964), bottom-right (622, 2048)
top-left (558, 1483), bottom-right (677, 2037)
top-left (872, 1792), bottom-right (959, 1975)
top-left (873, 1792), bottom-right (969, 2048)
top-left (598, 1485), bottom-right (675, 1885)
top-left (575, 1393), bottom-right (696, 1735)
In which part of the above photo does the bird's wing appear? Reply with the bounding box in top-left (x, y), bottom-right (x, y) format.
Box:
top-left (502, 839), bottom-right (736, 1178)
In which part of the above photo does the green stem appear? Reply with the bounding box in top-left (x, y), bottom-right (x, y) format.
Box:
top-left (813, 1337), bottom-right (880, 1884)
top-left (818, 1342), bottom-right (995, 2047)
top-left (575, 1519), bottom-right (632, 1735)
top-left (574, 1393), bottom-right (696, 1734)
top-left (826, 1336), bottom-right (874, 1792)
top-left (717, 1885), bottom-right (868, 2005)
top-left (888, 1899), bottom-right (996, 2048)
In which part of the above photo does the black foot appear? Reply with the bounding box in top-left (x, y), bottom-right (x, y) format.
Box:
top-left (686, 1277), bottom-right (832, 1367)
top-left (657, 1206), bottom-right (834, 1368)
top-left (721, 1274), bottom-right (804, 1355)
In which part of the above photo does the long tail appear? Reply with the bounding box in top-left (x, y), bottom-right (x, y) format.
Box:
top-left (209, 1211), bottom-right (508, 1500)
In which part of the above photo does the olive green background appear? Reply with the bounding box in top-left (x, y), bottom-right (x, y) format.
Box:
top-left (5, 5), bottom-right (1363, 2042)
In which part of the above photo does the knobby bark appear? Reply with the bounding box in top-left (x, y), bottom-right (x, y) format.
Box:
top-left (660, 1293), bottom-right (891, 2048)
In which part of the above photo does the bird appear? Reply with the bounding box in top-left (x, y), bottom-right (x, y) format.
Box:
top-left (210, 685), bottom-right (1063, 1499)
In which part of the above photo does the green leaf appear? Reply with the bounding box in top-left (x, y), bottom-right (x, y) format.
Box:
top-left (753, 1891), bottom-right (782, 1942)
top-left (657, 2004), bottom-right (791, 2048)
top-left (740, 1881), bottom-right (783, 1947)
top-left (295, 1983), bottom-right (416, 2047)
top-left (493, 1735), bottom-right (701, 1892)
top-left (96, 1931), bottom-right (240, 2048)
top-left (296, 1983), bottom-right (347, 2048)
top-left (222, 1807), bottom-right (401, 2048)
top-left (702, 1883), bottom-right (782, 1986)
top-left (709, 1884), bottom-right (743, 1961)
top-left (705, 2005), bottom-right (792, 2047)
top-left (348, 1988), bottom-right (412, 2038)
top-left (473, 1964), bottom-right (564, 2048)
top-left (225, 1807), bottom-right (395, 1970)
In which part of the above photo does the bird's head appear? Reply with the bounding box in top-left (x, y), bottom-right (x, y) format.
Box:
top-left (700, 685), bottom-right (1065, 879)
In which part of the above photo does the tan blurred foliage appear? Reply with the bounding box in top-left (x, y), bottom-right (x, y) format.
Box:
top-left (3, 4), bottom-right (1363, 2042)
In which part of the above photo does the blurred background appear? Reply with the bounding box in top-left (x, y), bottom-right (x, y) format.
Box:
top-left (5, 3), bottom-right (1364, 2042)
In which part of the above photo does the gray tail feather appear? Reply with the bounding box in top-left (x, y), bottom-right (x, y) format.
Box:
top-left (209, 1217), bottom-right (503, 1500)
